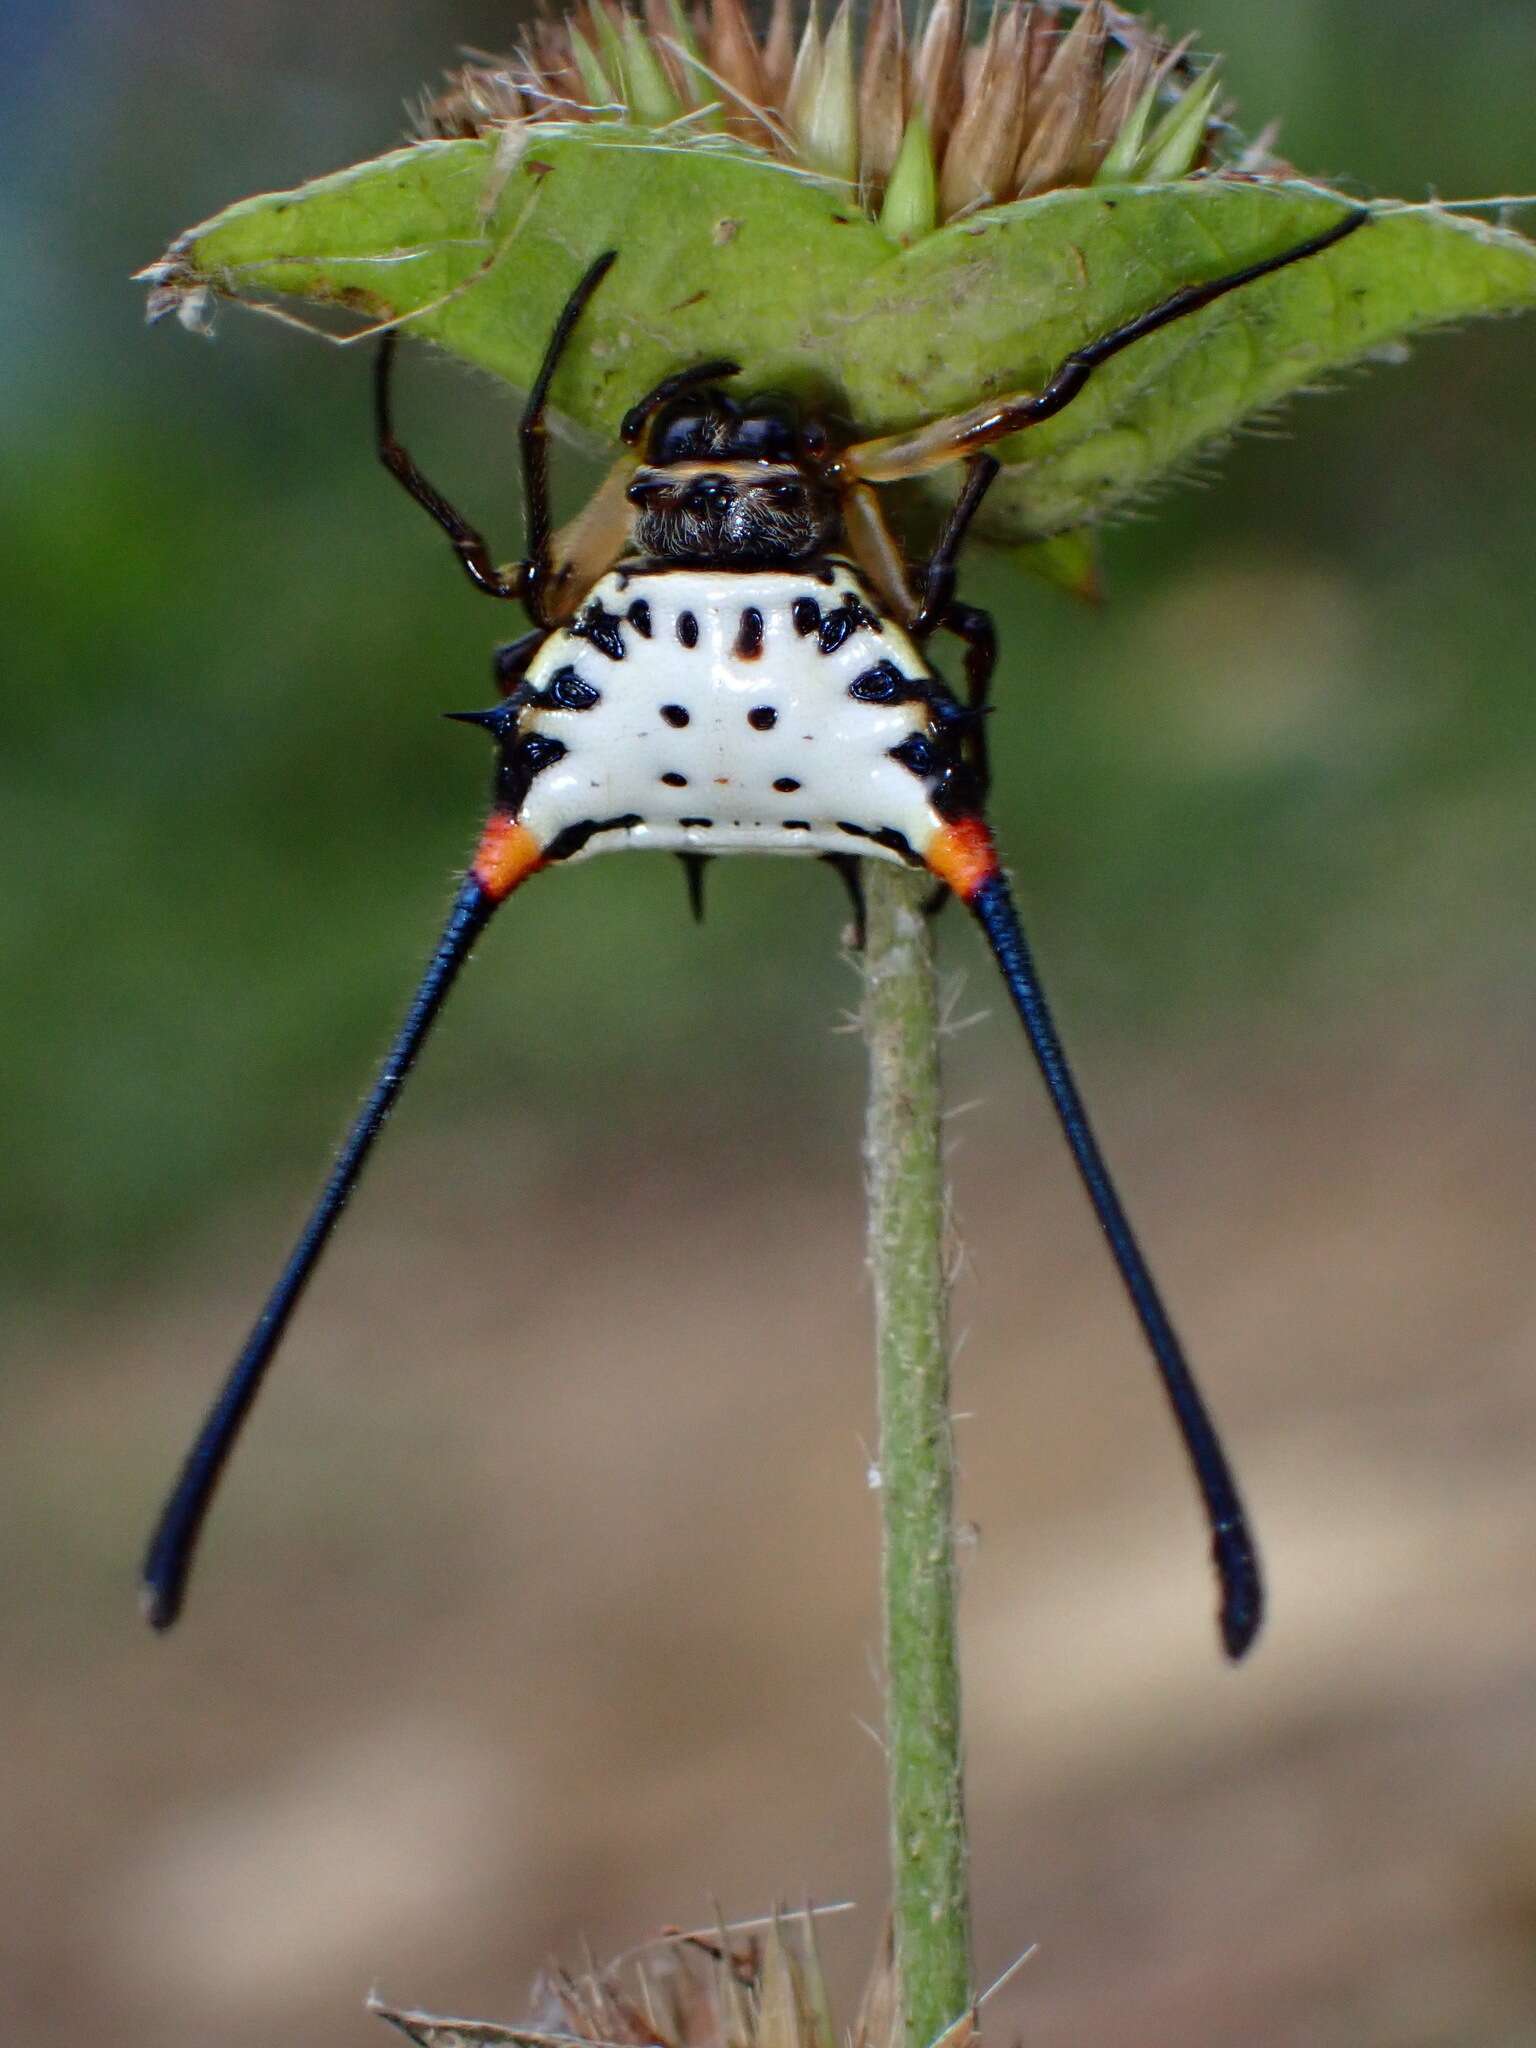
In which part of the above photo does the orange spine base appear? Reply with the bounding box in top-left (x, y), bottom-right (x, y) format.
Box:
top-left (471, 812), bottom-right (545, 900)
top-left (926, 816), bottom-right (999, 904)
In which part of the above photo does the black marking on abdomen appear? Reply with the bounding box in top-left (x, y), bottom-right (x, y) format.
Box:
top-left (677, 610), bottom-right (699, 649)
top-left (836, 820), bottom-right (921, 864)
top-left (782, 819), bottom-right (811, 830)
top-left (531, 664), bottom-right (601, 711)
top-left (522, 734), bottom-right (567, 770)
top-left (572, 601), bottom-right (627, 661)
top-left (661, 703), bottom-right (691, 728)
top-left (792, 597), bottom-right (820, 637)
top-left (850, 659), bottom-right (928, 705)
top-left (661, 771), bottom-right (689, 788)
top-left (889, 733), bottom-right (939, 778)
top-left (818, 590), bottom-right (884, 654)
top-left (734, 606), bottom-right (765, 659)
top-left (773, 776), bottom-right (801, 793)
top-left (497, 729), bottom-right (567, 806)
top-left (627, 598), bottom-right (653, 638)
top-left (680, 816), bottom-right (714, 828)
top-left (747, 705), bottom-right (778, 731)
top-left (542, 812), bottom-right (645, 863)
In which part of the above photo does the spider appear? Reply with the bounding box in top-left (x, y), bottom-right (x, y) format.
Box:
top-left (143, 205), bottom-right (1369, 1654)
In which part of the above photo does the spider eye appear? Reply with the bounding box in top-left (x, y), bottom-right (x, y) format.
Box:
top-left (800, 420), bottom-right (829, 458)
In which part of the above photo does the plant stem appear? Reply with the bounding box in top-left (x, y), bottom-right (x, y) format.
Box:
top-left (861, 861), bottom-right (972, 2048)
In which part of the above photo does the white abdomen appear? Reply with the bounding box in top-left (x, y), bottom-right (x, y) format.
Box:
top-left (514, 560), bottom-right (951, 868)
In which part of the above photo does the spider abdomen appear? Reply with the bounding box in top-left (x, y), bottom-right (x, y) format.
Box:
top-left (511, 560), bottom-right (959, 868)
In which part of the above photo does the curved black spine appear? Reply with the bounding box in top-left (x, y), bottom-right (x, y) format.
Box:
top-left (141, 877), bottom-right (499, 1630)
top-left (967, 869), bottom-right (1262, 1659)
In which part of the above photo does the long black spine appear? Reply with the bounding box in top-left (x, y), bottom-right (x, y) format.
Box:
top-left (141, 877), bottom-right (498, 1630)
top-left (968, 871), bottom-right (1262, 1659)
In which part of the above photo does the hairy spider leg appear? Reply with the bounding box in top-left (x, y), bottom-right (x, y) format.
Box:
top-left (927, 817), bottom-right (1262, 1660)
top-left (140, 811), bottom-right (547, 1630)
top-left (373, 250), bottom-right (618, 616)
top-left (841, 208), bottom-right (1371, 485)
top-left (911, 453), bottom-right (1001, 635)
top-left (520, 253), bottom-right (620, 622)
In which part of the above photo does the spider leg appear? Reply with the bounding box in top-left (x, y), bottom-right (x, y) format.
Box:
top-left (619, 357), bottom-right (743, 446)
top-left (839, 482), bottom-right (920, 624)
top-left (911, 454), bottom-right (1000, 635)
top-left (927, 815), bottom-right (1263, 1660)
top-left (920, 600), bottom-right (998, 917)
top-left (374, 251), bottom-right (618, 614)
top-left (520, 252), bottom-right (620, 623)
top-left (821, 852), bottom-right (868, 950)
top-left (840, 208), bottom-right (1370, 484)
top-left (141, 806), bottom-right (548, 1631)
top-left (938, 600), bottom-right (997, 805)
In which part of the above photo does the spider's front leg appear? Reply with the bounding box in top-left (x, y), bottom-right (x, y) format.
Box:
top-left (839, 208), bottom-right (1370, 489)
top-left (374, 250), bottom-right (618, 621)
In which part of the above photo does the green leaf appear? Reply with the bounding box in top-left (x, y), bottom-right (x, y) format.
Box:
top-left (142, 125), bottom-right (1536, 542)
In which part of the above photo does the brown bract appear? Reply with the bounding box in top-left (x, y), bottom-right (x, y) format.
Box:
top-left (417, 0), bottom-right (1283, 226)
top-left (369, 1911), bottom-right (980, 2048)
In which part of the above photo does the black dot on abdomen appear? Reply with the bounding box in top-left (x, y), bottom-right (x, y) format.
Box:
top-left (773, 776), bottom-right (801, 793)
top-left (661, 771), bottom-right (689, 788)
top-left (734, 606), bottom-right (765, 659)
top-left (660, 703), bottom-right (690, 728)
top-left (677, 611), bottom-right (699, 648)
top-left (747, 706), bottom-right (778, 731)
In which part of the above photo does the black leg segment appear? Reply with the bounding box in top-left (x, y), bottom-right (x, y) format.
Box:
top-left (375, 334), bottom-right (525, 600)
top-left (520, 251), bottom-right (619, 622)
top-left (912, 454), bottom-right (1000, 634)
top-left (619, 358), bottom-right (744, 446)
top-left (957, 210), bottom-right (1371, 452)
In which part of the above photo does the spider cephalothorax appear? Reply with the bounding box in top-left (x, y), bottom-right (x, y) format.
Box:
top-left (624, 389), bottom-right (837, 566)
top-left (145, 210), bottom-right (1370, 1657)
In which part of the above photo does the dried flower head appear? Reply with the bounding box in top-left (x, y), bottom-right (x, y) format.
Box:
top-left (368, 1910), bottom-right (962, 2048)
top-left (418, 0), bottom-right (1280, 235)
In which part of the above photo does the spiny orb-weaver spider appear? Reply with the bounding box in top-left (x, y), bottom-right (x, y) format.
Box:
top-left (144, 205), bottom-right (1369, 1656)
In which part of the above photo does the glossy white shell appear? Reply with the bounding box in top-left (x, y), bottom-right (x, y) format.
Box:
top-left (515, 560), bottom-right (946, 868)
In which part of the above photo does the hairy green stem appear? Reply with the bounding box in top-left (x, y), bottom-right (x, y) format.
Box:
top-left (861, 861), bottom-right (972, 2048)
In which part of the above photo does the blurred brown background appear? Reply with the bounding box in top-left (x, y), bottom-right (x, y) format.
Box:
top-left (5, 2), bottom-right (1536, 2043)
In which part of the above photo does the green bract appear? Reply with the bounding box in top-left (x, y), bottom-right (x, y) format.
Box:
top-left (143, 124), bottom-right (1536, 544)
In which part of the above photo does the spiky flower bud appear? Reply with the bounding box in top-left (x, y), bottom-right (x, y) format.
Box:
top-left (420, 0), bottom-right (1251, 227)
top-left (368, 1910), bottom-right (936, 2048)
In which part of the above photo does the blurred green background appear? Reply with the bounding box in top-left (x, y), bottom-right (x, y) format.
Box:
top-left (5, 3), bottom-right (1536, 2045)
